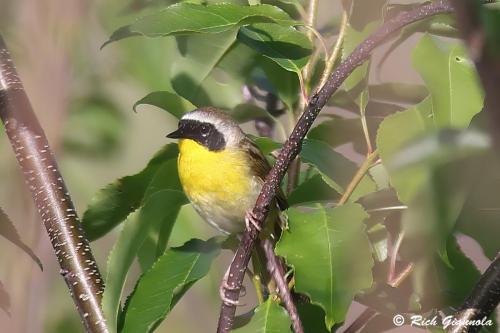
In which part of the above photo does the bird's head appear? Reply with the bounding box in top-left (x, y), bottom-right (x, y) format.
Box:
top-left (166, 107), bottom-right (244, 151)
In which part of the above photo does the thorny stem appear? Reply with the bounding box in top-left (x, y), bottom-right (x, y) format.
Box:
top-left (217, 2), bottom-right (454, 332)
top-left (318, 10), bottom-right (349, 89)
top-left (338, 149), bottom-right (379, 205)
top-left (0, 37), bottom-right (108, 332)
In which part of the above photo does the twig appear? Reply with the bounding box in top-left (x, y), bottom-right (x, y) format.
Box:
top-left (216, 2), bottom-right (454, 332)
top-left (0, 37), bottom-right (108, 332)
top-left (262, 239), bottom-right (304, 333)
top-left (446, 2), bottom-right (500, 332)
top-left (318, 10), bottom-right (349, 89)
top-left (342, 308), bottom-right (377, 333)
top-left (447, 255), bottom-right (500, 333)
top-left (338, 149), bottom-right (378, 205)
top-left (255, 92), bottom-right (304, 332)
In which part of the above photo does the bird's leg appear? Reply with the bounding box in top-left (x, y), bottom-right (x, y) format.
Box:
top-left (245, 209), bottom-right (261, 232)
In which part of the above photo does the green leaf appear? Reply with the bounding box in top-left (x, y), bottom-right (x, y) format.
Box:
top-left (102, 190), bottom-right (187, 333)
top-left (435, 237), bottom-right (481, 308)
top-left (480, 4), bottom-right (500, 55)
top-left (258, 56), bottom-right (300, 111)
top-left (377, 37), bottom-right (486, 203)
top-left (252, 136), bottom-right (282, 155)
top-left (412, 34), bottom-right (484, 128)
top-left (232, 299), bottom-right (292, 333)
top-left (307, 116), bottom-right (379, 150)
top-left (387, 129), bottom-right (490, 172)
top-left (288, 174), bottom-right (340, 206)
top-left (121, 237), bottom-right (222, 333)
top-left (82, 144), bottom-right (180, 240)
top-left (0, 207), bottom-right (42, 270)
top-left (103, 3), bottom-right (296, 47)
top-left (376, 98), bottom-right (433, 203)
top-left (455, 151), bottom-right (500, 260)
top-left (368, 83), bottom-right (428, 105)
top-left (133, 91), bottom-right (196, 118)
top-left (171, 30), bottom-right (244, 108)
top-left (367, 223), bottom-right (389, 262)
top-left (276, 204), bottom-right (374, 329)
top-left (228, 103), bottom-right (273, 123)
top-left (341, 22), bottom-right (377, 99)
top-left (296, 303), bottom-right (329, 333)
top-left (238, 23), bottom-right (311, 73)
top-left (300, 139), bottom-right (376, 202)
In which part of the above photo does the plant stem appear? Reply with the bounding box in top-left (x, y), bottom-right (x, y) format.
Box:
top-left (342, 308), bottom-right (377, 333)
top-left (262, 239), bottom-right (304, 333)
top-left (217, 2), bottom-right (454, 332)
top-left (302, 0), bottom-right (319, 82)
top-left (318, 10), bottom-right (349, 89)
top-left (0, 37), bottom-right (108, 332)
top-left (338, 149), bottom-right (379, 206)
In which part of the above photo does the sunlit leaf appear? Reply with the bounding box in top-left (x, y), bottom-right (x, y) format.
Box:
top-left (232, 299), bottom-right (292, 333)
top-left (412, 34), bottom-right (484, 128)
top-left (376, 98), bottom-right (433, 203)
top-left (0, 207), bottom-right (42, 270)
top-left (102, 190), bottom-right (187, 333)
top-left (103, 3), bottom-right (297, 47)
top-left (133, 91), bottom-right (196, 118)
top-left (276, 204), bottom-right (373, 329)
top-left (82, 144), bottom-right (181, 240)
top-left (238, 23), bottom-right (311, 73)
top-left (121, 237), bottom-right (222, 333)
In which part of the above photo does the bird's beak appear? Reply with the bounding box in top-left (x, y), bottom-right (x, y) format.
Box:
top-left (166, 128), bottom-right (183, 139)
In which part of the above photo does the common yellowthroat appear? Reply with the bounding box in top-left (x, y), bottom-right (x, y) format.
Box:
top-left (166, 107), bottom-right (287, 235)
top-left (166, 107), bottom-right (287, 305)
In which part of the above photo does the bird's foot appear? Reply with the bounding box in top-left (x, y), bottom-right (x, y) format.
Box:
top-left (245, 209), bottom-right (261, 232)
top-left (219, 267), bottom-right (245, 306)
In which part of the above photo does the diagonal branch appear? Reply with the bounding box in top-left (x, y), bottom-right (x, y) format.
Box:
top-left (447, 1), bottom-right (500, 332)
top-left (0, 37), bottom-right (108, 333)
top-left (217, 1), bottom-right (455, 332)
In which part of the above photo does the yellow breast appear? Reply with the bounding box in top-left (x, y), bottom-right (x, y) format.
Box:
top-left (177, 139), bottom-right (260, 235)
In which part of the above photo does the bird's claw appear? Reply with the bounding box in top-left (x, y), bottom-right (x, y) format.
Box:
top-left (245, 210), bottom-right (261, 232)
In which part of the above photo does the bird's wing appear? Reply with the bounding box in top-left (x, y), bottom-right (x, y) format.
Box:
top-left (241, 136), bottom-right (289, 211)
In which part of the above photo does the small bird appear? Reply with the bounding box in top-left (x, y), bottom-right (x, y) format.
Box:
top-left (166, 107), bottom-right (287, 304)
top-left (166, 106), bottom-right (287, 235)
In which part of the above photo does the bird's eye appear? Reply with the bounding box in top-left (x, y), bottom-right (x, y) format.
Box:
top-left (201, 124), bottom-right (210, 137)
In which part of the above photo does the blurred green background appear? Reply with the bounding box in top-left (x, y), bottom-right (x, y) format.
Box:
top-left (0, 0), bottom-right (496, 332)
